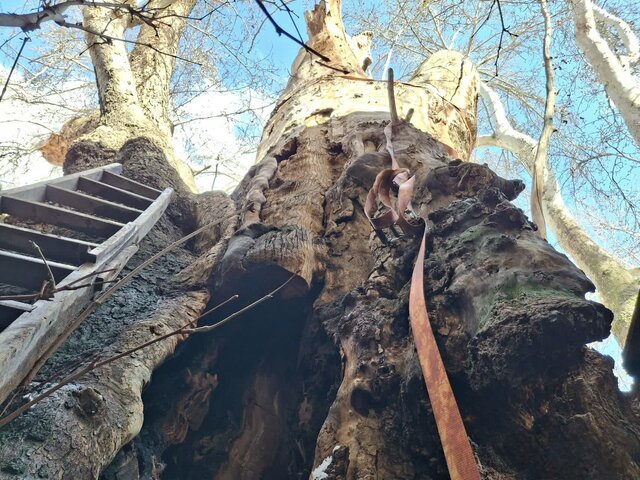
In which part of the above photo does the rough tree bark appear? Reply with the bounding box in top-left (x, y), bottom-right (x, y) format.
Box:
top-left (1, 1), bottom-right (639, 479)
top-left (39, 0), bottom-right (198, 191)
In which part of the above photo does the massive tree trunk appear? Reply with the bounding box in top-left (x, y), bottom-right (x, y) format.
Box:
top-left (1, 1), bottom-right (639, 479)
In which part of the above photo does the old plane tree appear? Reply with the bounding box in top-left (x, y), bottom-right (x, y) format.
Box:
top-left (0, 0), bottom-right (638, 478)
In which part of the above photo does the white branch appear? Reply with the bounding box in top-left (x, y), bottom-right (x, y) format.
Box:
top-left (569, 0), bottom-right (640, 146)
top-left (478, 80), bottom-right (637, 343)
top-left (531, 0), bottom-right (556, 240)
top-left (0, 1), bottom-right (156, 32)
top-left (0, 1), bottom-right (81, 30)
top-left (477, 82), bottom-right (537, 164)
top-left (592, 4), bottom-right (640, 71)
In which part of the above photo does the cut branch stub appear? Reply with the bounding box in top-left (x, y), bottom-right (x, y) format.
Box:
top-left (305, 0), bottom-right (366, 76)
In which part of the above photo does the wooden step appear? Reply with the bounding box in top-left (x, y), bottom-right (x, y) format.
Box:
top-left (100, 171), bottom-right (161, 200)
top-left (0, 300), bottom-right (34, 333)
top-left (0, 223), bottom-right (97, 266)
top-left (0, 163), bottom-right (123, 204)
top-left (46, 185), bottom-right (143, 223)
top-left (0, 162), bottom-right (174, 406)
top-left (77, 177), bottom-right (154, 210)
top-left (0, 196), bottom-right (124, 238)
top-left (0, 250), bottom-right (76, 291)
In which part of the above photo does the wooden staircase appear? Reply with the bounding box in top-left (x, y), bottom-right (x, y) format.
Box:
top-left (0, 163), bottom-right (172, 403)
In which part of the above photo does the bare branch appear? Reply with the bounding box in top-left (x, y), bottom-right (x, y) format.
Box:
top-left (60, 19), bottom-right (201, 65)
top-left (531, 0), bottom-right (556, 240)
top-left (21, 218), bottom-right (228, 387)
top-left (0, 294), bottom-right (238, 429)
top-left (182, 273), bottom-right (296, 334)
top-left (0, 36), bottom-right (29, 103)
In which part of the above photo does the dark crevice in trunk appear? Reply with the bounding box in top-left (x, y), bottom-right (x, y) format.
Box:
top-left (127, 273), bottom-right (341, 479)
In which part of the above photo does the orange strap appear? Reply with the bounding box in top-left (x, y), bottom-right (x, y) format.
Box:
top-left (410, 230), bottom-right (481, 480)
top-left (366, 164), bottom-right (480, 480)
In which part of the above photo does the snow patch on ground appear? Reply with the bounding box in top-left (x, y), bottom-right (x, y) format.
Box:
top-left (311, 445), bottom-right (341, 480)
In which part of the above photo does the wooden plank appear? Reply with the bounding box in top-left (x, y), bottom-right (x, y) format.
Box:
top-left (77, 177), bottom-right (153, 210)
top-left (0, 223), bottom-right (97, 266)
top-left (0, 301), bottom-right (34, 333)
top-left (129, 188), bottom-right (172, 242)
top-left (0, 244), bottom-right (139, 405)
top-left (0, 179), bottom-right (172, 405)
top-left (0, 250), bottom-right (76, 290)
top-left (0, 163), bottom-right (123, 202)
top-left (0, 196), bottom-right (124, 238)
top-left (89, 188), bottom-right (173, 264)
top-left (46, 185), bottom-right (143, 223)
top-left (100, 170), bottom-right (162, 200)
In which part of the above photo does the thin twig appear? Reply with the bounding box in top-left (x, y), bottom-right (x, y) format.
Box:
top-left (0, 391), bottom-right (18, 419)
top-left (60, 20), bottom-right (201, 66)
top-left (0, 273), bottom-right (296, 429)
top-left (65, 268), bottom-right (117, 288)
top-left (29, 241), bottom-right (56, 287)
top-left (22, 219), bottom-right (227, 385)
top-left (96, 219), bottom-right (226, 306)
top-left (278, 0), bottom-right (303, 44)
top-left (183, 273), bottom-right (297, 334)
top-left (315, 61), bottom-right (349, 74)
top-left (211, 163), bottom-right (219, 190)
top-left (0, 267), bottom-right (118, 302)
top-left (494, 0), bottom-right (518, 77)
top-left (0, 36), bottom-right (29, 104)
top-left (0, 294), bottom-right (240, 429)
top-left (59, 279), bottom-right (117, 292)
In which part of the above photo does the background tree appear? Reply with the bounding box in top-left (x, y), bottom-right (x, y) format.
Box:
top-left (0, 0), bottom-right (277, 191)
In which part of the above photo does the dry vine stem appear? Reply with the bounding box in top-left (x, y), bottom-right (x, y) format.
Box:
top-left (0, 272), bottom-right (297, 429)
top-left (22, 218), bottom-right (227, 386)
top-left (0, 295), bottom-right (235, 429)
top-left (0, 240), bottom-right (118, 303)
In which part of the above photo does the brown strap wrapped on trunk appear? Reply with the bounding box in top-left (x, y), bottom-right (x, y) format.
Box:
top-left (366, 163), bottom-right (481, 480)
top-left (410, 230), bottom-right (481, 480)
